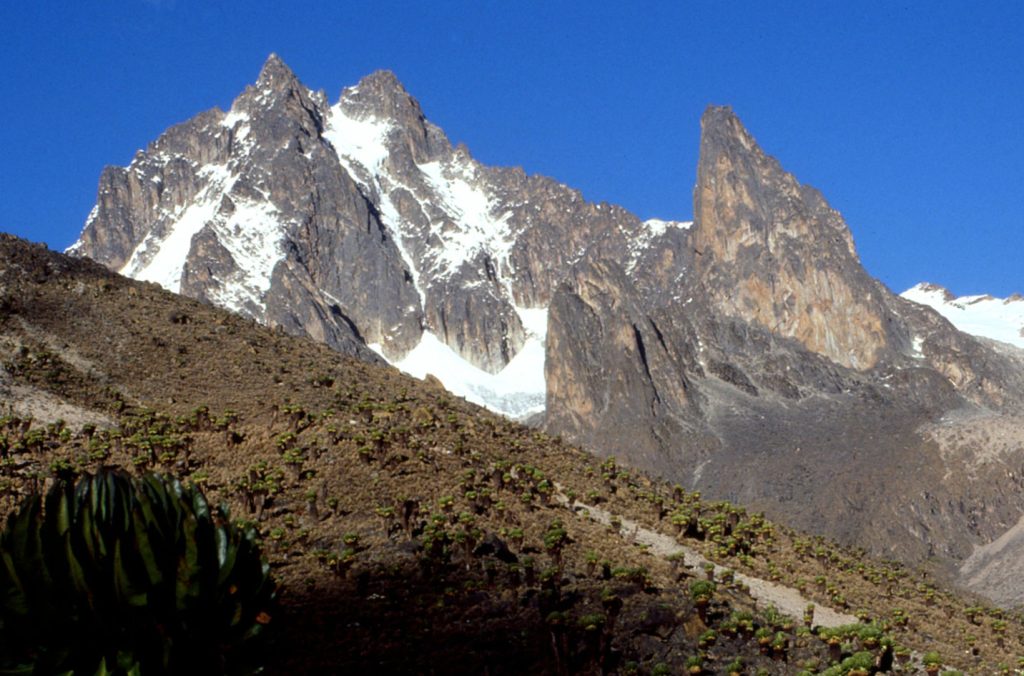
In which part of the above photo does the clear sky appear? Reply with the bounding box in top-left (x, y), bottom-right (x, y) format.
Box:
top-left (1, 1), bottom-right (1021, 296)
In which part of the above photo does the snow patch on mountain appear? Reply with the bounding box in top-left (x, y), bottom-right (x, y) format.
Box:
top-left (117, 160), bottom-right (285, 310)
top-left (911, 334), bottom-right (926, 359)
top-left (418, 159), bottom-right (516, 278)
top-left (902, 283), bottom-right (1024, 349)
top-left (205, 198), bottom-right (285, 313)
top-left (322, 103), bottom-right (426, 308)
top-left (323, 102), bottom-right (519, 290)
top-left (221, 109), bottom-right (250, 129)
top-left (643, 218), bottom-right (693, 237)
top-left (321, 98), bottom-right (546, 417)
top-left (379, 306), bottom-right (548, 419)
top-left (121, 164), bottom-right (233, 292)
top-left (322, 104), bottom-right (392, 178)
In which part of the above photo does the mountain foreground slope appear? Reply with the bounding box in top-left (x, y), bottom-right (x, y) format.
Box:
top-left (4, 232), bottom-right (1024, 672)
top-left (69, 55), bottom-right (1024, 607)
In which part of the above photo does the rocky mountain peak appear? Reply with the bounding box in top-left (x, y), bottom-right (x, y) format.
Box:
top-left (352, 69), bottom-right (407, 97)
top-left (693, 105), bottom-right (858, 260)
top-left (340, 70), bottom-right (419, 121)
top-left (698, 106), bottom-right (762, 162)
top-left (913, 282), bottom-right (957, 302)
top-left (255, 53), bottom-right (302, 93)
top-left (692, 105), bottom-right (888, 370)
top-left (240, 54), bottom-right (329, 138)
top-left (336, 69), bottom-right (448, 165)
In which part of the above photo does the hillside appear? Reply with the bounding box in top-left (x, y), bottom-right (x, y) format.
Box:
top-left (4, 234), bottom-right (1024, 672)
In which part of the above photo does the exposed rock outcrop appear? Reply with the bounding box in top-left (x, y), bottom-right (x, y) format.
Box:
top-left (74, 55), bottom-right (642, 380)
top-left (693, 107), bottom-right (895, 370)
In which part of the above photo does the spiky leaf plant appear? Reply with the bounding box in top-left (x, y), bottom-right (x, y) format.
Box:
top-left (0, 469), bottom-right (275, 674)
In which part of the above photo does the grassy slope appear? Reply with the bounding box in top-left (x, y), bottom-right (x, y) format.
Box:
top-left (1, 233), bottom-right (1022, 674)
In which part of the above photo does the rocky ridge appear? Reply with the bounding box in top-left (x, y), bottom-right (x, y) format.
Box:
top-left (544, 105), bottom-right (1024, 602)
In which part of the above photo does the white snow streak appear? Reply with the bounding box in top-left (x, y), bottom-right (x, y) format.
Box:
top-left (626, 218), bottom-right (692, 273)
top-left (322, 101), bottom-right (547, 418)
top-left (417, 160), bottom-right (515, 278)
top-left (122, 188), bottom-right (222, 294)
top-left (911, 335), bottom-right (925, 359)
top-left (206, 199), bottom-right (284, 312)
top-left (118, 162), bottom-right (285, 309)
top-left (643, 218), bottom-right (692, 237)
top-left (221, 109), bottom-right (250, 128)
top-left (322, 105), bottom-right (392, 177)
top-left (322, 103), bottom-right (429, 306)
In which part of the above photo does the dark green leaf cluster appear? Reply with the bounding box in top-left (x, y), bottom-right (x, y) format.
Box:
top-left (0, 470), bottom-right (275, 674)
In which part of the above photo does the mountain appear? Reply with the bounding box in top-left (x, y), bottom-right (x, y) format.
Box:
top-left (3, 232), bottom-right (1024, 673)
top-left (72, 54), bottom-right (657, 419)
top-left (70, 55), bottom-right (1024, 605)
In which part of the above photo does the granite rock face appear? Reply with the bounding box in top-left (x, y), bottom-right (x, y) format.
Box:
top-left (72, 59), bottom-right (1024, 603)
top-left (693, 107), bottom-right (895, 370)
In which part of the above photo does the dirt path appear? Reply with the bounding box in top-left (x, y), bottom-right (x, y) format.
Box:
top-left (563, 496), bottom-right (858, 628)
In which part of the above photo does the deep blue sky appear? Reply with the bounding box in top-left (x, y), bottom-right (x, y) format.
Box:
top-left (1, 1), bottom-right (1021, 296)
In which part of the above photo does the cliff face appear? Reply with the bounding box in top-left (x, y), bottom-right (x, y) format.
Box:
top-left (71, 58), bottom-right (1024, 603)
top-left (75, 55), bottom-right (394, 361)
top-left (544, 254), bottom-right (709, 474)
top-left (692, 107), bottom-right (895, 370)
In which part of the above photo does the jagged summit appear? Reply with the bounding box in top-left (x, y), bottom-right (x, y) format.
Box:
top-left (340, 69), bottom-right (422, 117)
top-left (72, 57), bottom-right (642, 417)
top-left (341, 69), bottom-right (415, 111)
top-left (694, 105), bottom-right (857, 256)
top-left (255, 52), bottom-right (301, 92)
top-left (699, 105), bottom-right (751, 146)
top-left (349, 69), bottom-right (408, 95)
top-left (335, 68), bottom-right (448, 164)
top-left (693, 105), bottom-right (886, 369)
top-left (910, 281), bottom-right (957, 301)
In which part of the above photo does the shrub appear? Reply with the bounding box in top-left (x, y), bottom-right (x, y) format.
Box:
top-left (688, 579), bottom-right (716, 602)
top-left (0, 470), bottom-right (275, 674)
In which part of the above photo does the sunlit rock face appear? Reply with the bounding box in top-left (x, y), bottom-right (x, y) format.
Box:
top-left (543, 105), bottom-right (1024, 606)
top-left (692, 106), bottom-right (894, 371)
